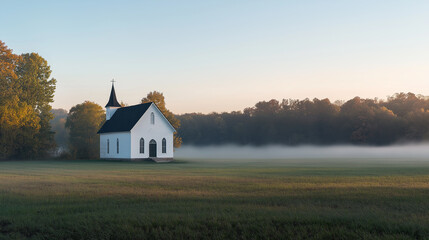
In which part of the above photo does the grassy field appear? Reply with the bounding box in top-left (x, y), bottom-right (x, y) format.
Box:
top-left (1, 158), bottom-right (429, 239)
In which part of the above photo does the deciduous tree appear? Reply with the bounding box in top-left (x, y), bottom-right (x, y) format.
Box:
top-left (15, 53), bottom-right (57, 157)
top-left (0, 41), bottom-right (57, 159)
top-left (66, 101), bottom-right (105, 159)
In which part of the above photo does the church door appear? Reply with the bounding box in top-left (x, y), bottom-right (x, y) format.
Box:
top-left (149, 139), bottom-right (157, 158)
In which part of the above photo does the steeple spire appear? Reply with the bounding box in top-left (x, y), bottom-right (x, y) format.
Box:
top-left (105, 80), bottom-right (121, 107)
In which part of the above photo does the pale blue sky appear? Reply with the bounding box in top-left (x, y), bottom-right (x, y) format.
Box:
top-left (2, 1), bottom-right (429, 113)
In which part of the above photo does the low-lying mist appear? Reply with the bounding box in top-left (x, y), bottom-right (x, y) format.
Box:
top-left (175, 144), bottom-right (429, 160)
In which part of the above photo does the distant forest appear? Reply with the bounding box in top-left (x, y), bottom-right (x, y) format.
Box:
top-left (176, 92), bottom-right (429, 146)
top-left (50, 92), bottom-right (429, 151)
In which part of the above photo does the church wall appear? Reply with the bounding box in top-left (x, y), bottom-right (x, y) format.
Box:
top-left (99, 132), bottom-right (131, 159)
top-left (130, 104), bottom-right (175, 159)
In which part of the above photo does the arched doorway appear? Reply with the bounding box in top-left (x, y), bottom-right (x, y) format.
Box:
top-left (149, 139), bottom-right (157, 158)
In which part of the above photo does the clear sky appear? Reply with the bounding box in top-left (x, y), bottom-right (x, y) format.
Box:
top-left (2, 1), bottom-right (429, 114)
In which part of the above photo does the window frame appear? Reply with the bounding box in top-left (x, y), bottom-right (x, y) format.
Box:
top-left (162, 138), bottom-right (166, 153)
top-left (117, 138), bottom-right (119, 154)
top-left (140, 138), bottom-right (144, 153)
top-left (151, 112), bottom-right (155, 124)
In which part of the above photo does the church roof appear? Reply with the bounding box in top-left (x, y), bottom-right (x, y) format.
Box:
top-left (97, 102), bottom-right (152, 133)
top-left (105, 84), bottom-right (121, 107)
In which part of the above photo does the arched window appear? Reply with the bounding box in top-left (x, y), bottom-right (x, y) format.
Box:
top-left (140, 138), bottom-right (144, 153)
top-left (151, 112), bottom-right (155, 124)
top-left (117, 138), bottom-right (119, 154)
top-left (162, 138), bottom-right (166, 153)
top-left (107, 139), bottom-right (109, 154)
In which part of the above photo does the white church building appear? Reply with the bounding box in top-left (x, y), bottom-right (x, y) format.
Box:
top-left (97, 84), bottom-right (176, 161)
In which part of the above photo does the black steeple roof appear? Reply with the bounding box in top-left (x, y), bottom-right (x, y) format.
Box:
top-left (105, 83), bottom-right (121, 107)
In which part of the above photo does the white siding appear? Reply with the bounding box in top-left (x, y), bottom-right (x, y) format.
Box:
top-left (99, 132), bottom-right (131, 159)
top-left (130, 104), bottom-right (175, 159)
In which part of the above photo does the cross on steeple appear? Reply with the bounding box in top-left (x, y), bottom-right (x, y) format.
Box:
top-left (111, 78), bottom-right (116, 84)
top-left (105, 79), bottom-right (121, 108)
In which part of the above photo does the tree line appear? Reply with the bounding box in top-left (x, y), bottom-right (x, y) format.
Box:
top-left (177, 93), bottom-right (429, 146)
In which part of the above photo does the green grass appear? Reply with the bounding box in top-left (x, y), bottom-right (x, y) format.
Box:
top-left (1, 158), bottom-right (429, 239)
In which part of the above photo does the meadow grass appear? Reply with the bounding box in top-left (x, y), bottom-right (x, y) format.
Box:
top-left (0, 158), bottom-right (429, 239)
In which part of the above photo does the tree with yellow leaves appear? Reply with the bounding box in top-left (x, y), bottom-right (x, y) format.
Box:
top-left (0, 40), bottom-right (56, 159)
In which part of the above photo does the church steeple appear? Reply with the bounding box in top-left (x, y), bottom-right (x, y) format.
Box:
top-left (105, 82), bottom-right (121, 107)
top-left (105, 80), bottom-right (121, 120)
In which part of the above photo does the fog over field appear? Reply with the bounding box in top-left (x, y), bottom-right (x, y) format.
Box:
top-left (175, 144), bottom-right (429, 161)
